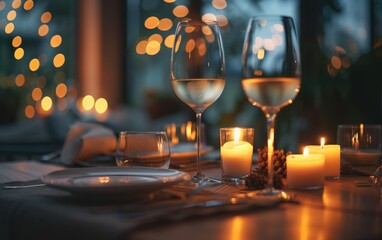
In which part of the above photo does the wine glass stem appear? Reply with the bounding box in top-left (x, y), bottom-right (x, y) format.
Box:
top-left (194, 112), bottom-right (205, 179)
top-left (266, 112), bottom-right (277, 190)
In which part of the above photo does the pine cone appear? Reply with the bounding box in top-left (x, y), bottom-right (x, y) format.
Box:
top-left (245, 170), bottom-right (267, 190)
top-left (245, 170), bottom-right (283, 190)
top-left (257, 147), bottom-right (291, 178)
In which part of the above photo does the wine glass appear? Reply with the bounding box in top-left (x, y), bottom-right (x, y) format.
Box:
top-left (170, 20), bottom-right (226, 183)
top-left (241, 16), bottom-right (301, 196)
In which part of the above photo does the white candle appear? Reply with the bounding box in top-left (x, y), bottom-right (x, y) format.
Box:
top-left (306, 138), bottom-right (340, 179)
top-left (221, 140), bottom-right (253, 176)
top-left (287, 147), bottom-right (325, 189)
top-left (221, 128), bottom-right (253, 176)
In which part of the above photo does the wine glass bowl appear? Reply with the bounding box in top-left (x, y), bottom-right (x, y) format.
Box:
top-left (170, 20), bottom-right (226, 183)
top-left (242, 16), bottom-right (301, 113)
top-left (241, 15), bottom-right (301, 196)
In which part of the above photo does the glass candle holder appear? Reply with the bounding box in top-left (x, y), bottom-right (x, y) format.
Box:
top-left (337, 124), bottom-right (381, 166)
top-left (220, 128), bottom-right (254, 185)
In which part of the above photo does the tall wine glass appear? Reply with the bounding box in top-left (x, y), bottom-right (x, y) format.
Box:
top-left (170, 20), bottom-right (226, 183)
top-left (241, 16), bottom-right (301, 196)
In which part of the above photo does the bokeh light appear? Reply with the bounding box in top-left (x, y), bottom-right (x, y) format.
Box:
top-left (29, 58), bottom-right (40, 71)
top-left (55, 83), bottom-right (67, 98)
top-left (148, 34), bottom-right (163, 44)
top-left (82, 95), bottom-right (95, 110)
top-left (136, 40), bottom-right (148, 54)
top-left (202, 13), bottom-right (217, 22)
top-left (212, 0), bottom-right (227, 9)
top-left (53, 53), bottom-right (65, 68)
top-left (164, 34), bottom-right (175, 48)
top-left (50, 35), bottom-right (62, 48)
top-left (7, 10), bottom-right (16, 21)
top-left (273, 24), bottom-right (284, 32)
top-left (32, 87), bottom-right (43, 101)
top-left (25, 105), bottom-right (35, 118)
top-left (41, 96), bottom-right (53, 111)
top-left (38, 24), bottom-right (49, 36)
top-left (173, 5), bottom-right (188, 18)
top-left (12, 36), bottom-right (22, 47)
top-left (331, 56), bottom-right (341, 69)
top-left (146, 40), bottom-right (161, 55)
top-left (5, 23), bottom-right (15, 34)
top-left (196, 38), bottom-right (206, 56)
top-left (202, 26), bottom-right (212, 36)
top-left (158, 18), bottom-right (173, 31)
top-left (185, 26), bottom-right (195, 33)
top-left (145, 16), bottom-right (159, 29)
top-left (41, 12), bottom-right (52, 23)
top-left (12, 0), bottom-right (21, 9)
top-left (24, 0), bottom-right (34, 11)
top-left (95, 98), bottom-right (108, 114)
top-left (217, 15), bottom-right (228, 27)
top-left (257, 49), bottom-right (265, 60)
top-left (185, 39), bottom-right (196, 53)
top-left (0, 1), bottom-right (5, 11)
top-left (14, 48), bottom-right (24, 60)
top-left (15, 74), bottom-right (25, 87)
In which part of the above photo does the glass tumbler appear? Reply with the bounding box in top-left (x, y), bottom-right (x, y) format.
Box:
top-left (337, 124), bottom-right (381, 166)
top-left (116, 131), bottom-right (171, 169)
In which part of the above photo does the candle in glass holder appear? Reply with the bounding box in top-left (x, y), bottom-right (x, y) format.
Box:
top-left (220, 128), bottom-right (254, 185)
top-left (287, 147), bottom-right (325, 189)
top-left (307, 138), bottom-right (340, 179)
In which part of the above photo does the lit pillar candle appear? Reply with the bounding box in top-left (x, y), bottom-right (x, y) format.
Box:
top-left (220, 128), bottom-right (254, 184)
top-left (287, 147), bottom-right (325, 189)
top-left (221, 141), bottom-right (253, 175)
top-left (306, 138), bottom-right (341, 179)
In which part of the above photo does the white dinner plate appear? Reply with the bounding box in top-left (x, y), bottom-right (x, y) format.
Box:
top-left (41, 167), bottom-right (190, 198)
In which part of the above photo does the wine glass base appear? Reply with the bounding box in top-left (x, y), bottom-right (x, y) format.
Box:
top-left (253, 188), bottom-right (287, 200)
top-left (191, 175), bottom-right (221, 184)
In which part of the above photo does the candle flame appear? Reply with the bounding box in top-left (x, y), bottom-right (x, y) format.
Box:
top-left (303, 147), bottom-right (309, 156)
top-left (320, 137), bottom-right (325, 148)
top-left (234, 128), bottom-right (240, 145)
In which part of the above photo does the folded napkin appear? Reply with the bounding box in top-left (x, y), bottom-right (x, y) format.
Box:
top-left (60, 122), bottom-right (117, 165)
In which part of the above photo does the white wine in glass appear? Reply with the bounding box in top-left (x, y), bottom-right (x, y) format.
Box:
top-left (171, 20), bottom-right (226, 183)
top-left (241, 16), bottom-right (301, 197)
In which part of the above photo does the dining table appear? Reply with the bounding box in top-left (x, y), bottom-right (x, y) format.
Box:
top-left (0, 157), bottom-right (382, 240)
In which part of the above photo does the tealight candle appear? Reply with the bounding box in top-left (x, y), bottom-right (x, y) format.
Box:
top-left (220, 128), bottom-right (254, 184)
top-left (287, 147), bottom-right (325, 189)
top-left (306, 138), bottom-right (340, 179)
